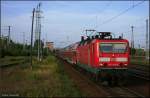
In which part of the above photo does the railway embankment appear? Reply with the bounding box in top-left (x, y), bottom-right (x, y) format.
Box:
top-left (0, 55), bottom-right (83, 97)
top-left (0, 55), bottom-right (149, 97)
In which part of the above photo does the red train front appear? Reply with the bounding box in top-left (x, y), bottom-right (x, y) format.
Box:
top-left (57, 31), bottom-right (130, 85)
top-left (77, 37), bottom-right (129, 68)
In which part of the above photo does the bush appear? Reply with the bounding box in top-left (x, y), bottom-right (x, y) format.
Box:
top-left (1, 39), bottom-right (49, 57)
top-left (130, 48), bottom-right (136, 55)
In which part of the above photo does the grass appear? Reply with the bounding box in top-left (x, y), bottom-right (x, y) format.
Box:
top-left (130, 56), bottom-right (149, 66)
top-left (0, 56), bottom-right (29, 66)
top-left (0, 55), bottom-right (83, 97)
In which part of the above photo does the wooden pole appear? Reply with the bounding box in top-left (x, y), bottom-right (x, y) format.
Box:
top-left (30, 8), bottom-right (35, 69)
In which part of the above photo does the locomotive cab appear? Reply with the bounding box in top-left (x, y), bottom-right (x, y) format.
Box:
top-left (94, 33), bottom-right (129, 85)
top-left (99, 40), bottom-right (129, 68)
top-left (89, 32), bottom-right (129, 68)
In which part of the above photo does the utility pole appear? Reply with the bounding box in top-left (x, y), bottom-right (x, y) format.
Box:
top-left (145, 19), bottom-right (149, 60)
top-left (0, 26), bottom-right (1, 39)
top-left (30, 8), bottom-right (35, 68)
top-left (131, 26), bottom-right (134, 49)
top-left (39, 24), bottom-right (42, 61)
top-left (35, 3), bottom-right (42, 61)
top-left (23, 32), bottom-right (25, 50)
top-left (8, 26), bottom-right (11, 45)
top-left (138, 44), bottom-right (140, 49)
top-left (45, 33), bottom-right (48, 55)
top-left (121, 33), bottom-right (123, 38)
top-left (35, 4), bottom-right (39, 61)
top-left (25, 40), bottom-right (27, 47)
top-left (0, 25), bottom-right (1, 58)
top-left (39, 3), bottom-right (42, 61)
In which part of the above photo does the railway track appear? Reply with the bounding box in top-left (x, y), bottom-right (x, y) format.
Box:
top-left (57, 56), bottom-right (147, 97)
top-left (102, 85), bottom-right (146, 98)
top-left (0, 58), bottom-right (29, 68)
top-left (129, 65), bottom-right (149, 72)
top-left (98, 86), bottom-right (146, 98)
top-left (128, 68), bottom-right (150, 81)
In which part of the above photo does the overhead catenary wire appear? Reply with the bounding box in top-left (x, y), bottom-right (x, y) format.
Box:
top-left (81, 1), bottom-right (112, 36)
top-left (94, 1), bottom-right (112, 29)
top-left (100, 15), bottom-right (148, 38)
top-left (95, 0), bottom-right (146, 29)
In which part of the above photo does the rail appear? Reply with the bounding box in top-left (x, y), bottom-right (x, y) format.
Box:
top-left (0, 58), bottom-right (29, 68)
top-left (128, 68), bottom-right (150, 81)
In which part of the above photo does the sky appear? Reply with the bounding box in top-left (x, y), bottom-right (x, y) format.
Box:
top-left (1, 1), bottom-right (149, 48)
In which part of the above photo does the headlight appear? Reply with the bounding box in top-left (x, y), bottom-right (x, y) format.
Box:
top-left (116, 58), bottom-right (127, 62)
top-left (99, 57), bottom-right (110, 62)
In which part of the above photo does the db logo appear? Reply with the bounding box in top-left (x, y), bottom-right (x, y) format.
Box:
top-left (111, 58), bottom-right (116, 61)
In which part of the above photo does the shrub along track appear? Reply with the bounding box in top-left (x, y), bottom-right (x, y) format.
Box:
top-left (57, 56), bottom-right (148, 97)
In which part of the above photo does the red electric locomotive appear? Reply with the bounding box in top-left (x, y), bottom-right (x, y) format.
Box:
top-left (58, 30), bottom-right (130, 85)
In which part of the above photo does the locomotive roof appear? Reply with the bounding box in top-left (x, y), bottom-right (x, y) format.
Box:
top-left (79, 31), bottom-right (129, 46)
top-left (62, 31), bottom-right (128, 50)
top-left (79, 38), bottom-right (128, 46)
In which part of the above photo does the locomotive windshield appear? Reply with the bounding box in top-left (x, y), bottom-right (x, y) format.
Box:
top-left (99, 43), bottom-right (127, 53)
